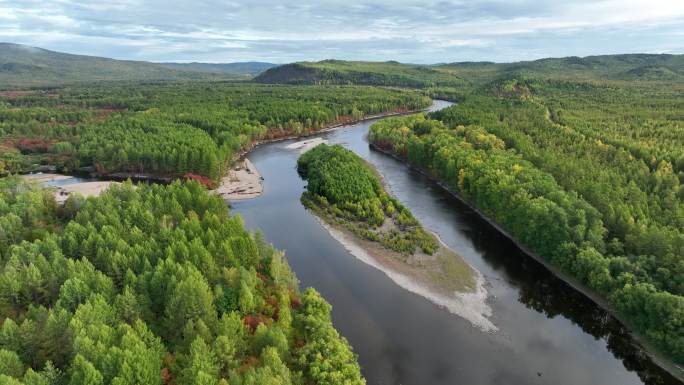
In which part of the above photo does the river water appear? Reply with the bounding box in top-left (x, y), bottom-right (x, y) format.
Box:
top-left (230, 101), bottom-right (681, 385)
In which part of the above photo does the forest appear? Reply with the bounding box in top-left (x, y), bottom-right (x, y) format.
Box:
top-left (0, 176), bottom-right (366, 385)
top-left (297, 144), bottom-right (437, 256)
top-left (2, 48), bottom-right (684, 379)
top-left (0, 83), bottom-right (430, 184)
top-left (368, 81), bottom-right (684, 363)
top-left (256, 54), bottom-right (684, 88)
top-left (258, 55), bottom-right (684, 365)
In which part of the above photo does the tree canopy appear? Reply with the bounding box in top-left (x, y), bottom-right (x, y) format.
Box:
top-left (0, 83), bottom-right (430, 185)
top-left (369, 93), bottom-right (684, 362)
top-left (298, 144), bottom-right (437, 256)
top-left (0, 178), bottom-right (366, 385)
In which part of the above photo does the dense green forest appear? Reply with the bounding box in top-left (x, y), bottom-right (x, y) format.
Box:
top-left (369, 87), bottom-right (684, 362)
top-left (3, 48), bottom-right (684, 375)
top-left (256, 60), bottom-right (461, 88)
top-left (0, 176), bottom-right (365, 385)
top-left (256, 54), bottom-right (684, 88)
top-left (297, 144), bottom-right (437, 256)
top-left (258, 54), bottom-right (684, 364)
top-left (0, 83), bottom-right (430, 184)
top-left (159, 62), bottom-right (276, 78)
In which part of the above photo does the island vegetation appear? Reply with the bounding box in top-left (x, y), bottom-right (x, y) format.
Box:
top-left (297, 144), bottom-right (475, 296)
top-left (299, 144), bottom-right (436, 255)
top-left (258, 54), bottom-right (684, 365)
top-left (0, 176), bottom-right (366, 385)
top-left (2, 45), bottom-right (684, 377)
top-left (0, 49), bottom-right (437, 385)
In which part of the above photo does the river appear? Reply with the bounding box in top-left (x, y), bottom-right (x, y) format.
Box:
top-left (230, 100), bottom-right (681, 385)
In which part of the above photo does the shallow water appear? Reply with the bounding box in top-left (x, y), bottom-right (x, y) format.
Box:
top-left (230, 101), bottom-right (681, 385)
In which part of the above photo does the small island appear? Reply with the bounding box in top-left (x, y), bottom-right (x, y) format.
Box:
top-left (297, 144), bottom-right (493, 330)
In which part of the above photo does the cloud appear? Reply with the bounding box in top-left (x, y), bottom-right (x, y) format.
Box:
top-left (0, 0), bottom-right (682, 63)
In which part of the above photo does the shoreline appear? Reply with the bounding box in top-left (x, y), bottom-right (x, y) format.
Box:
top-left (53, 181), bottom-right (119, 203)
top-left (228, 106), bottom-right (431, 164)
top-left (307, 208), bottom-right (497, 333)
top-left (284, 137), bottom-right (328, 152)
top-left (369, 142), bottom-right (684, 380)
top-left (13, 106), bottom-right (431, 195)
top-left (214, 105), bottom-right (430, 201)
top-left (214, 159), bottom-right (263, 200)
top-left (21, 173), bottom-right (119, 203)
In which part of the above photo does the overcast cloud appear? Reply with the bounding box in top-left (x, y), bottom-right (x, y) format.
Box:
top-left (1, 0), bottom-right (683, 63)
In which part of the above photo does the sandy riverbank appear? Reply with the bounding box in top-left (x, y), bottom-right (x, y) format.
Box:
top-left (211, 106), bottom-right (430, 201)
top-left (284, 137), bottom-right (328, 153)
top-left (22, 173), bottom-right (119, 203)
top-left (53, 181), bottom-right (119, 203)
top-left (215, 139), bottom-right (328, 201)
top-left (214, 159), bottom-right (264, 200)
top-left (311, 214), bottom-right (496, 332)
top-left (227, 106), bottom-right (431, 173)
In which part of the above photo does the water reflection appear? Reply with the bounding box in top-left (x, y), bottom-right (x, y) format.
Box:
top-left (367, 144), bottom-right (681, 385)
top-left (231, 103), bottom-right (682, 385)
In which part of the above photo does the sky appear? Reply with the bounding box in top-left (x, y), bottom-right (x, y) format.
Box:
top-left (0, 0), bottom-right (683, 64)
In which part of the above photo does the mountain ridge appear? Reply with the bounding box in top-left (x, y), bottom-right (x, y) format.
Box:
top-left (0, 42), bottom-right (275, 88)
top-left (255, 53), bottom-right (684, 86)
top-left (3, 42), bottom-right (683, 89)
top-left (159, 61), bottom-right (277, 77)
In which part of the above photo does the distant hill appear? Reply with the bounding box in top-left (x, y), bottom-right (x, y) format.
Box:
top-left (255, 60), bottom-right (456, 87)
top-left (0, 43), bottom-right (274, 88)
top-left (256, 54), bottom-right (684, 87)
top-left (619, 65), bottom-right (682, 80)
top-left (160, 62), bottom-right (277, 77)
top-left (454, 53), bottom-right (684, 80)
top-left (0, 42), bottom-right (219, 88)
top-left (4, 43), bottom-right (682, 89)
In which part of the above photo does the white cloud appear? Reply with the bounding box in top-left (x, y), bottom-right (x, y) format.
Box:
top-left (0, 7), bottom-right (17, 20)
top-left (0, 0), bottom-right (682, 62)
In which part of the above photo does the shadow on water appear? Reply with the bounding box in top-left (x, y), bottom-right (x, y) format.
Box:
top-left (231, 101), bottom-right (682, 385)
top-left (420, 171), bottom-right (679, 385)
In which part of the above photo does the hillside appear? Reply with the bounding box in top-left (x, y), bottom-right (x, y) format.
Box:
top-left (366, 56), bottom-right (684, 365)
top-left (442, 53), bottom-right (684, 81)
top-left (255, 60), bottom-right (462, 87)
top-left (0, 43), bottom-right (229, 88)
top-left (255, 54), bottom-right (684, 87)
top-left (160, 61), bottom-right (277, 77)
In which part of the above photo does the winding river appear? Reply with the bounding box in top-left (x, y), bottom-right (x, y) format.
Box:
top-left (230, 101), bottom-right (682, 385)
